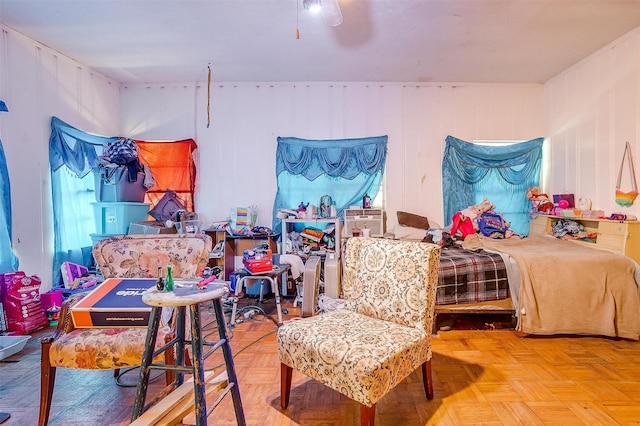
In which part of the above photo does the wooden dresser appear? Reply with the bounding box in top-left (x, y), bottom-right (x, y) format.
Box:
top-left (529, 215), bottom-right (640, 264)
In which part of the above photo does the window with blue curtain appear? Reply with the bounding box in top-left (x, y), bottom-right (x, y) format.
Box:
top-left (49, 117), bottom-right (118, 287)
top-left (0, 135), bottom-right (19, 273)
top-left (442, 135), bottom-right (544, 236)
top-left (272, 136), bottom-right (387, 234)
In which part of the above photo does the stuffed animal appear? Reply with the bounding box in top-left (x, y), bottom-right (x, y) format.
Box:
top-left (450, 197), bottom-right (495, 239)
top-left (526, 186), bottom-right (554, 214)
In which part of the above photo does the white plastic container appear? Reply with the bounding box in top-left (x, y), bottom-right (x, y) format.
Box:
top-left (0, 335), bottom-right (30, 360)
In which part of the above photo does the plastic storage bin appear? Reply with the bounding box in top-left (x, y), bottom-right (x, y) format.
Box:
top-left (90, 233), bottom-right (123, 245)
top-left (94, 167), bottom-right (147, 202)
top-left (92, 202), bottom-right (150, 235)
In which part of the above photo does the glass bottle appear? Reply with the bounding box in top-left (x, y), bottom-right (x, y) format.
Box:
top-left (156, 266), bottom-right (164, 291)
top-left (165, 265), bottom-right (174, 291)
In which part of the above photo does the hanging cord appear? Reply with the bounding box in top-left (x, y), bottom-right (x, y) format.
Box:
top-left (296, 0), bottom-right (300, 39)
top-left (115, 366), bottom-right (164, 387)
top-left (206, 64), bottom-right (211, 128)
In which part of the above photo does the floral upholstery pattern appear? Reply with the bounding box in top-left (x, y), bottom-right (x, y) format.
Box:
top-left (50, 324), bottom-right (170, 369)
top-left (93, 234), bottom-right (212, 279)
top-left (49, 234), bottom-right (212, 369)
top-left (278, 237), bottom-right (441, 407)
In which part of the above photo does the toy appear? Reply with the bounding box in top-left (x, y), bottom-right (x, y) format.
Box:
top-left (450, 198), bottom-right (495, 239)
top-left (526, 186), bottom-right (554, 214)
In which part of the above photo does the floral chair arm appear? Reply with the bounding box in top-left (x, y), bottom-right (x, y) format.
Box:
top-left (50, 293), bottom-right (87, 340)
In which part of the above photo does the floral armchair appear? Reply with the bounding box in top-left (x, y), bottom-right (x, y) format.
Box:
top-left (277, 237), bottom-right (441, 426)
top-left (39, 234), bottom-right (212, 426)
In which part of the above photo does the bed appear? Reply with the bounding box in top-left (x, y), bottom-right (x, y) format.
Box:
top-left (477, 234), bottom-right (640, 340)
top-left (432, 244), bottom-right (518, 332)
top-left (394, 222), bottom-right (640, 340)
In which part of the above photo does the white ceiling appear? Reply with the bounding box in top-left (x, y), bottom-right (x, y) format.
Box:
top-left (1, 0), bottom-right (640, 85)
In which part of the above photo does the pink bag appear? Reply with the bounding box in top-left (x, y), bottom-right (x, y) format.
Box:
top-left (3, 272), bottom-right (49, 334)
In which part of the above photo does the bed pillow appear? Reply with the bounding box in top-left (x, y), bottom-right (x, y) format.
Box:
top-left (393, 225), bottom-right (428, 241)
top-left (397, 211), bottom-right (430, 229)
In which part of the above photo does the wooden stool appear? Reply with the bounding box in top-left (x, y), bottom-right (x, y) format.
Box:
top-left (131, 282), bottom-right (245, 426)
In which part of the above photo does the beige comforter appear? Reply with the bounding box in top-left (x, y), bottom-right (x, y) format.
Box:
top-left (478, 235), bottom-right (640, 340)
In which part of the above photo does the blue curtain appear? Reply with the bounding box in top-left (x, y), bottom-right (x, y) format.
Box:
top-left (442, 135), bottom-right (544, 236)
top-left (272, 136), bottom-right (387, 234)
top-left (0, 140), bottom-right (19, 273)
top-left (50, 117), bottom-right (118, 287)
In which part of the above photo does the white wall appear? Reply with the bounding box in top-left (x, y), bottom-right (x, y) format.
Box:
top-left (0, 25), bottom-right (119, 286)
top-left (545, 27), bottom-right (640, 218)
top-left (121, 82), bottom-right (544, 231)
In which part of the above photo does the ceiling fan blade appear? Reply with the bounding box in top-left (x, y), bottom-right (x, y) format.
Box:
top-left (320, 0), bottom-right (343, 27)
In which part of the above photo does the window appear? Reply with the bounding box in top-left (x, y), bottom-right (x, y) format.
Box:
top-left (49, 117), bottom-right (198, 287)
top-left (442, 135), bottom-right (544, 236)
top-left (272, 136), bottom-right (387, 234)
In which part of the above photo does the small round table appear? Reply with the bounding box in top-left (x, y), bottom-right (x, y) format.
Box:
top-left (131, 282), bottom-right (245, 426)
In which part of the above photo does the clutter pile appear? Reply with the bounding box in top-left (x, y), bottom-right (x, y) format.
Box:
top-left (94, 138), bottom-right (155, 203)
top-left (449, 197), bottom-right (522, 244)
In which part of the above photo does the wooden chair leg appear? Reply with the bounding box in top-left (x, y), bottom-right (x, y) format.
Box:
top-left (39, 337), bottom-right (57, 426)
top-left (422, 359), bottom-right (434, 400)
top-left (360, 403), bottom-right (376, 426)
top-left (280, 363), bottom-right (293, 409)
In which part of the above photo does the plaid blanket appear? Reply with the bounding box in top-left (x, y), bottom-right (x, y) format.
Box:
top-left (436, 246), bottom-right (509, 305)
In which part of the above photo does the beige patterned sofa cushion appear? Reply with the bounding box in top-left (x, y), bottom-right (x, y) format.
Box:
top-left (93, 234), bottom-right (212, 278)
top-left (50, 326), bottom-right (169, 369)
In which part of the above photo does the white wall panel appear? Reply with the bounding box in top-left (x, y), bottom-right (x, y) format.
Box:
top-left (120, 83), bottom-right (197, 140)
top-left (122, 81), bottom-right (544, 230)
top-left (0, 24), bottom-right (119, 288)
top-left (545, 27), bottom-right (640, 217)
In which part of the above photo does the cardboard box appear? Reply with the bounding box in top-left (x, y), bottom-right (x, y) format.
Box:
top-left (70, 278), bottom-right (155, 328)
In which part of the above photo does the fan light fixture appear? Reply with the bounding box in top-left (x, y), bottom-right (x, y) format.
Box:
top-left (296, 0), bottom-right (343, 39)
top-left (303, 0), bottom-right (322, 14)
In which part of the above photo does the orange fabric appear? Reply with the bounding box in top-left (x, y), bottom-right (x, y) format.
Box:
top-left (135, 139), bottom-right (197, 211)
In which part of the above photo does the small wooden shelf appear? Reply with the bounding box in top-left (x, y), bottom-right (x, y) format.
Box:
top-left (529, 215), bottom-right (640, 264)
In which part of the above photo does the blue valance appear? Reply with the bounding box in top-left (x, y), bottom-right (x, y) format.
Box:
top-left (49, 116), bottom-right (118, 178)
top-left (276, 135), bottom-right (387, 180)
top-left (0, 100), bottom-right (7, 112)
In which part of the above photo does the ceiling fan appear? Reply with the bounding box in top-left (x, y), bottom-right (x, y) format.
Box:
top-left (303, 0), bottom-right (343, 27)
top-left (296, 0), bottom-right (343, 38)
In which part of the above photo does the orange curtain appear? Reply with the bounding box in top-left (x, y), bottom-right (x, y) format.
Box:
top-left (135, 139), bottom-right (198, 211)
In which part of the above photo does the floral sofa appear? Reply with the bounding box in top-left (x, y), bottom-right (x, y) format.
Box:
top-left (39, 234), bottom-right (212, 426)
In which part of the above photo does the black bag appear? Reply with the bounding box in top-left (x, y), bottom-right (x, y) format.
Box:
top-left (149, 190), bottom-right (187, 221)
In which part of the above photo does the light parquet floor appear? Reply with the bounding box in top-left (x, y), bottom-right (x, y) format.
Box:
top-left (1, 297), bottom-right (639, 425)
